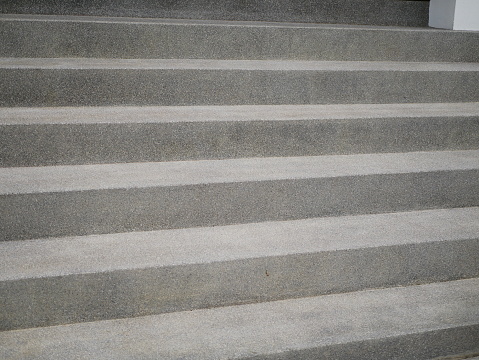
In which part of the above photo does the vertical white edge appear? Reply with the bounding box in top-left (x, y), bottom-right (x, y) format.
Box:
top-left (453, 0), bottom-right (479, 31)
top-left (429, 0), bottom-right (456, 29)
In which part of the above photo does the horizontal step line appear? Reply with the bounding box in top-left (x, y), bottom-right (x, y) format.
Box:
top-left (2, 58), bottom-right (479, 71)
top-left (0, 13), bottom-right (457, 32)
top-left (1, 278), bottom-right (478, 358)
top-left (1, 207), bottom-right (478, 281)
top-left (1, 151), bottom-right (478, 194)
top-left (1, 103), bottom-right (479, 125)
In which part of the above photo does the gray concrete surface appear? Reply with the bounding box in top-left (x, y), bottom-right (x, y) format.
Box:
top-left (1, 103), bottom-right (478, 166)
top-left (2, 103), bottom-right (479, 125)
top-left (0, 0), bottom-right (430, 26)
top-left (1, 278), bottom-right (478, 359)
top-left (2, 150), bottom-right (477, 194)
top-left (1, 151), bottom-right (478, 240)
top-left (5, 58), bottom-right (479, 71)
top-left (1, 207), bottom-right (478, 330)
top-left (2, 14), bottom-right (477, 62)
top-left (1, 59), bottom-right (479, 107)
top-left (432, 352), bottom-right (479, 360)
top-left (1, 1), bottom-right (478, 358)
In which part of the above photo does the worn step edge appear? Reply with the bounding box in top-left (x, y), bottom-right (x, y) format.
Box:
top-left (1, 151), bottom-right (478, 240)
top-left (1, 279), bottom-right (478, 359)
top-left (2, 14), bottom-right (478, 62)
top-left (1, 104), bottom-right (478, 167)
top-left (1, 208), bottom-right (478, 330)
top-left (2, 59), bottom-right (479, 107)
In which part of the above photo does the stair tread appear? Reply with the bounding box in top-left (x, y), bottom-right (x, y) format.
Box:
top-left (3, 58), bottom-right (479, 71)
top-left (1, 207), bottom-right (478, 281)
top-left (3, 14), bottom-right (477, 63)
top-left (2, 103), bottom-right (479, 125)
top-left (1, 278), bottom-right (478, 359)
top-left (1, 150), bottom-right (478, 195)
top-left (0, 13), bottom-right (456, 32)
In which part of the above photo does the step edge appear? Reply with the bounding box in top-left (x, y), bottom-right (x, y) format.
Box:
top-left (2, 207), bottom-right (478, 281)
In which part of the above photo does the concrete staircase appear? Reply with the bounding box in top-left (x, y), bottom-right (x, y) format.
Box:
top-left (1, 2), bottom-right (479, 359)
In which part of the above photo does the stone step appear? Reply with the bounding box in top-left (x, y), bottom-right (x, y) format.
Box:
top-left (0, 0), bottom-right (430, 27)
top-left (432, 353), bottom-right (479, 360)
top-left (2, 103), bottom-right (478, 167)
top-left (1, 150), bottom-right (478, 241)
top-left (2, 14), bottom-right (477, 62)
top-left (1, 58), bottom-right (479, 107)
top-left (1, 207), bottom-right (478, 330)
top-left (1, 278), bottom-right (478, 359)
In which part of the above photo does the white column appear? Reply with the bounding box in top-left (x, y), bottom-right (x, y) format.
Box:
top-left (429, 0), bottom-right (479, 30)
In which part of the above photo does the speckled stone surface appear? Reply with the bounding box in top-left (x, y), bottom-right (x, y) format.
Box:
top-left (1, 59), bottom-right (479, 107)
top-left (1, 279), bottom-right (478, 359)
top-left (1, 103), bottom-right (478, 166)
top-left (0, 0), bottom-right (430, 26)
top-left (1, 207), bottom-right (478, 330)
top-left (1, 2), bottom-right (478, 358)
top-left (2, 14), bottom-right (478, 62)
top-left (1, 151), bottom-right (478, 241)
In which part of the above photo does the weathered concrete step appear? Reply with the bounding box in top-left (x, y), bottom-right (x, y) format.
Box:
top-left (2, 14), bottom-right (477, 62)
top-left (2, 103), bottom-right (478, 167)
top-left (1, 278), bottom-right (478, 359)
top-left (432, 353), bottom-right (479, 360)
top-left (0, 0), bottom-right (429, 27)
top-left (1, 59), bottom-right (479, 107)
top-left (1, 207), bottom-right (478, 330)
top-left (1, 151), bottom-right (478, 241)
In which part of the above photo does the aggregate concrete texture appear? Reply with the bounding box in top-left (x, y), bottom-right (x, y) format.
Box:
top-left (1, 208), bottom-right (478, 330)
top-left (1, 151), bottom-right (478, 240)
top-left (1, 103), bottom-right (478, 166)
top-left (2, 15), bottom-right (477, 62)
top-left (2, 59), bottom-right (479, 107)
top-left (1, 279), bottom-right (478, 360)
top-left (3, 207), bottom-right (478, 281)
top-left (0, 0), bottom-right (430, 26)
top-left (3, 103), bottom-right (479, 125)
top-left (432, 353), bottom-right (479, 360)
top-left (2, 150), bottom-right (478, 194)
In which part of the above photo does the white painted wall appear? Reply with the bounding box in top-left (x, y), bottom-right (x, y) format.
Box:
top-left (429, 0), bottom-right (479, 30)
top-left (454, 0), bottom-right (479, 30)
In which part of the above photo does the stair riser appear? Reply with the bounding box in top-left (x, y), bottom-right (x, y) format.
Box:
top-left (2, 69), bottom-right (479, 107)
top-left (2, 170), bottom-right (478, 241)
top-left (0, 0), bottom-right (429, 26)
top-left (3, 19), bottom-right (477, 62)
top-left (2, 117), bottom-right (478, 167)
top-left (2, 238), bottom-right (477, 330)
top-left (249, 326), bottom-right (479, 360)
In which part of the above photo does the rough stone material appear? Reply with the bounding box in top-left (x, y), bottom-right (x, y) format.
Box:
top-left (1, 279), bottom-right (478, 359)
top-left (2, 15), bottom-right (478, 62)
top-left (0, 2), bottom-right (477, 359)
top-left (0, 0), bottom-right (430, 27)
top-left (1, 103), bottom-right (478, 167)
top-left (1, 207), bottom-right (478, 330)
top-left (1, 59), bottom-right (479, 107)
top-left (1, 151), bottom-right (478, 241)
